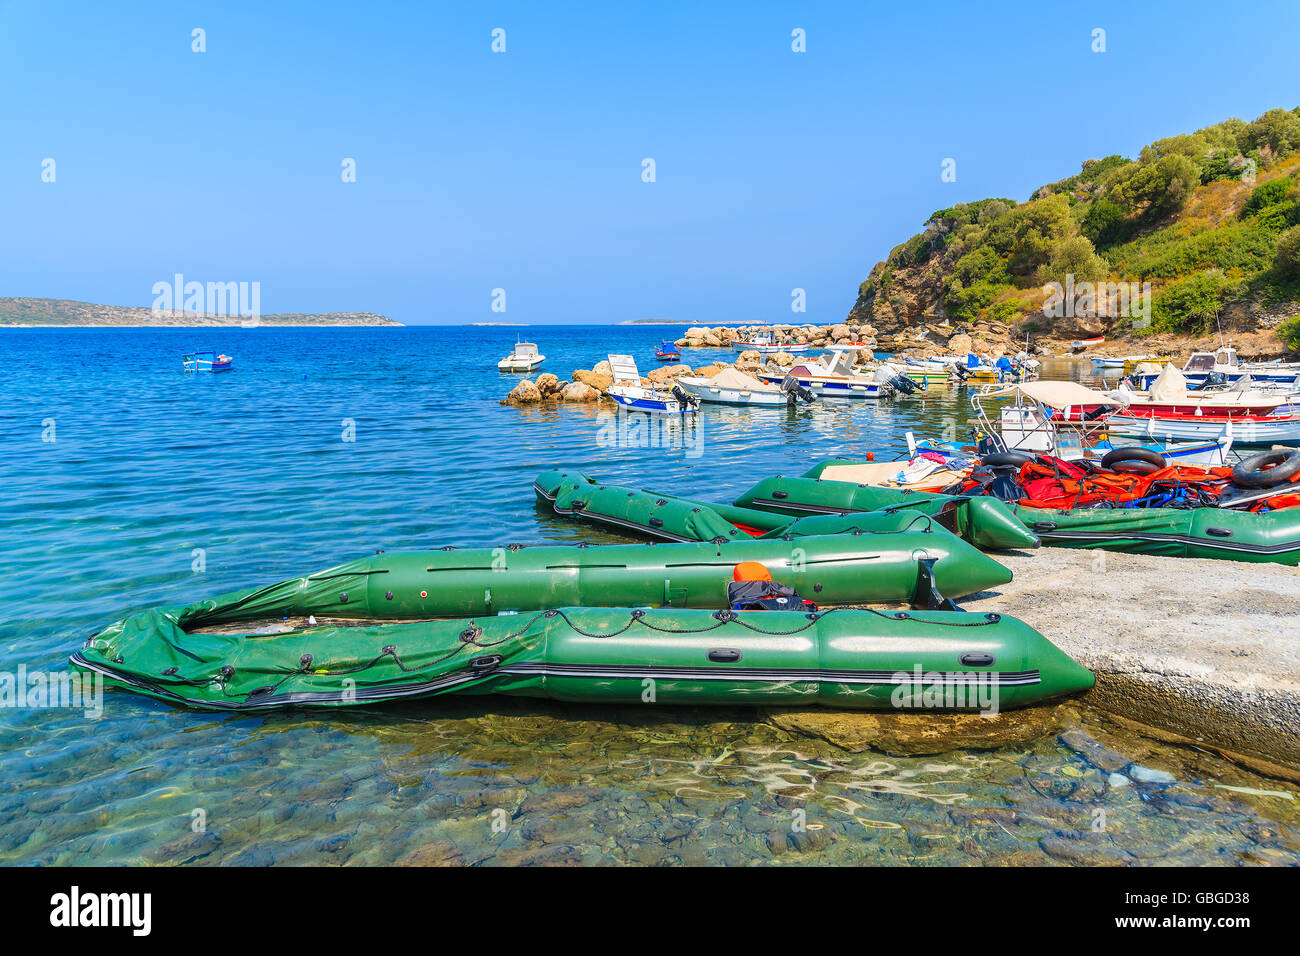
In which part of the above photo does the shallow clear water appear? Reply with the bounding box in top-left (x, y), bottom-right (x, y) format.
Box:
top-left (1, 326), bottom-right (1296, 865)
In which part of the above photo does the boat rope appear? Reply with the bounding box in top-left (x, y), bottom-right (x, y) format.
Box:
top-left (147, 606), bottom-right (1004, 704)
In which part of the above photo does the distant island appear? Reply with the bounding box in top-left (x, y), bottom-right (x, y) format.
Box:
top-left (470, 322), bottom-right (528, 326)
top-left (618, 318), bottom-right (683, 325)
top-left (0, 297), bottom-right (401, 327)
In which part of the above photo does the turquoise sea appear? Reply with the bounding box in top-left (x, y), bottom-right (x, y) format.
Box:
top-left (1, 325), bottom-right (1297, 866)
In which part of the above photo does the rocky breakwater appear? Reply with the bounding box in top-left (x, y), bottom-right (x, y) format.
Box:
top-left (501, 360), bottom-right (732, 406)
top-left (675, 323), bottom-right (877, 352)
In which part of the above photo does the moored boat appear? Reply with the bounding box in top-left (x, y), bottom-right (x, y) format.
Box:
top-left (731, 330), bottom-right (810, 354)
top-left (73, 603), bottom-right (1093, 712)
top-left (182, 350), bottom-right (233, 373)
top-left (677, 367), bottom-right (815, 406)
top-left (755, 350), bottom-right (911, 399)
top-left (605, 354), bottom-right (699, 415)
top-left (653, 340), bottom-right (681, 362)
top-left (497, 340), bottom-right (545, 372)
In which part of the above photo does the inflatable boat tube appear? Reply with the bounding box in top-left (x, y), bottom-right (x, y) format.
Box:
top-left (733, 474), bottom-right (1041, 551)
top-left (534, 470), bottom-right (955, 544)
top-left (1013, 503), bottom-right (1300, 565)
top-left (72, 605), bottom-right (1093, 711)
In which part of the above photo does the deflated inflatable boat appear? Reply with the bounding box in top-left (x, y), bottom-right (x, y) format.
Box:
top-left (72, 604), bottom-right (1093, 711)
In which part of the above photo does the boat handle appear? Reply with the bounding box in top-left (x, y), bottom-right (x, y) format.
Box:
top-left (649, 517), bottom-right (664, 528)
top-left (1032, 520), bottom-right (1057, 531)
top-left (960, 652), bottom-right (996, 667)
top-left (1205, 527), bottom-right (1233, 537)
top-left (772, 491), bottom-right (789, 499)
top-left (707, 648), bottom-right (742, 664)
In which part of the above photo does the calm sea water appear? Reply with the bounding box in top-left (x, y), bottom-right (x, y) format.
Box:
top-left (0, 325), bottom-right (1296, 866)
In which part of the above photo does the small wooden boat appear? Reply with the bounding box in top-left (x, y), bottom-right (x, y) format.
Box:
top-left (497, 340), bottom-right (545, 372)
top-left (653, 340), bottom-right (681, 362)
top-left (677, 367), bottom-right (814, 406)
top-left (605, 354), bottom-right (699, 415)
top-left (731, 330), bottom-right (810, 354)
top-left (182, 350), bottom-right (234, 373)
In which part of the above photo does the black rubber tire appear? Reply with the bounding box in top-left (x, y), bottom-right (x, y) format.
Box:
top-left (1100, 447), bottom-right (1167, 471)
top-left (981, 452), bottom-right (1034, 468)
top-left (1231, 449), bottom-right (1300, 488)
top-left (1108, 459), bottom-right (1163, 476)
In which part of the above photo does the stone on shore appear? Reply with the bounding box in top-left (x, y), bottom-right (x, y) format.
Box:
top-left (535, 372), bottom-right (561, 397)
top-left (500, 379), bottom-right (542, 404)
top-left (571, 369), bottom-right (613, 393)
top-left (647, 363), bottom-right (691, 383)
top-left (559, 381), bottom-right (599, 402)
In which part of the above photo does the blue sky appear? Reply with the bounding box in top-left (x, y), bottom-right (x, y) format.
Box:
top-left (1, 0), bottom-right (1297, 325)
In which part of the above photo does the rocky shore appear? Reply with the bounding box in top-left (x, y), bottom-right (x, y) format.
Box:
top-left (770, 547), bottom-right (1300, 781)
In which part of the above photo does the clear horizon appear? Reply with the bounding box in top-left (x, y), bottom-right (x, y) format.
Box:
top-left (2, 0), bottom-right (1298, 325)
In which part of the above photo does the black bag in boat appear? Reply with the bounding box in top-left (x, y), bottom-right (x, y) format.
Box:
top-left (727, 580), bottom-right (819, 612)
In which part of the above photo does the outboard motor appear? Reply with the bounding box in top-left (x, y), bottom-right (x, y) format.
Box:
top-left (780, 375), bottom-right (816, 404)
top-left (1196, 370), bottom-right (1228, 390)
top-left (671, 384), bottom-right (700, 409)
top-left (889, 373), bottom-right (918, 394)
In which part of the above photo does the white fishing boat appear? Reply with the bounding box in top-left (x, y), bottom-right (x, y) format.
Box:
top-left (754, 350), bottom-right (909, 399)
top-left (730, 330), bottom-right (810, 354)
top-left (676, 367), bottom-right (815, 406)
top-left (1134, 346), bottom-right (1300, 389)
top-left (1105, 365), bottom-right (1300, 445)
top-left (497, 340), bottom-right (545, 372)
top-left (604, 354), bottom-right (699, 416)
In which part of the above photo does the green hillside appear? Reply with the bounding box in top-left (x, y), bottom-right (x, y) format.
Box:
top-left (849, 108), bottom-right (1300, 355)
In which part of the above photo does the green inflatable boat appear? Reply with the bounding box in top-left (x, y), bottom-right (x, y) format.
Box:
top-left (534, 469), bottom-right (1039, 552)
top-left (736, 460), bottom-right (1300, 566)
top-left (72, 601), bottom-right (1093, 712)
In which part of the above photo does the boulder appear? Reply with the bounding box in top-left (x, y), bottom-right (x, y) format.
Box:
top-left (535, 372), bottom-right (561, 396)
top-left (831, 324), bottom-right (850, 340)
top-left (771, 351), bottom-right (796, 366)
top-left (734, 349), bottom-right (762, 370)
top-left (571, 369), bottom-right (613, 393)
top-left (502, 379), bottom-right (542, 404)
top-left (946, 333), bottom-right (972, 356)
top-left (700, 330), bottom-right (721, 347)
top-left (560, 381), bottom-right (600, 402)
top-left (647, 363), bottom-right (690, 383)
top-left (592, 359), bottom-right (612, 378)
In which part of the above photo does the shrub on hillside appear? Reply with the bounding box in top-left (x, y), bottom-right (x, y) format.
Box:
top-left (1277, 225), bottom-right (1300, 279)
top-left (1278, 315), bottom-right (1300, 352)
top-left (1152, 270), bottom-right (1238, 332)
top-left (1040, 236), bottom-right (1109, 285)
top-left (1242, 177), bottom-right (1296, 217)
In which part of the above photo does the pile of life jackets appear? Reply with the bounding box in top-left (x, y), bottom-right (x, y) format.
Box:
top-left (949, 455), bottom-right (1300, 513)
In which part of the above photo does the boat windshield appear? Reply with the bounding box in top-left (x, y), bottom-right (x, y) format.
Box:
top-left (1184, 352), bottom-right (1215, 372)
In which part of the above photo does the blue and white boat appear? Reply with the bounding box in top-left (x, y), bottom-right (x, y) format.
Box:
top-left (605, 354), bottom-right (699, 415)
top-left (182, 350), bottom-right (234, 373)
top-left (756, 350), bottom-right (895, 398)
top-left (1134, 347), bottom-right (1300, 389)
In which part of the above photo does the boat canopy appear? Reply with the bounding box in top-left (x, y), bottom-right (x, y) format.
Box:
top-left (986, 380), bottom-right (1121, 407)
top-left (708, 367), bottom-right (771, 390)
top-left (1149, 364), bottom-right (1188, 400)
